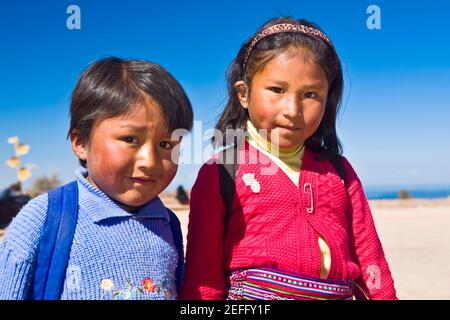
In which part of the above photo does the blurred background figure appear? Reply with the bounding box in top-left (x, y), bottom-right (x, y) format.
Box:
top-left (0, 182), bottom-right (31, 229)
top-left (176, 185), bottom-right (189, 205)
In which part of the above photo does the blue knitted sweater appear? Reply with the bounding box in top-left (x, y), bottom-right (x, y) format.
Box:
top-left (0, 170), bottom-right (180, 300)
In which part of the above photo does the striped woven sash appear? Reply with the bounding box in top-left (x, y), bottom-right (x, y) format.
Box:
top-left (227, 267), bottom-right (354, 300)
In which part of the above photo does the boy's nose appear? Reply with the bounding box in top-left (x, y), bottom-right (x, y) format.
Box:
top-left (136, 145), bottom-right (158, 170)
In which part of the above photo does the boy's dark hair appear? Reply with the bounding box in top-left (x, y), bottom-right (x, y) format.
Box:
top-left (215, 17), bottom-right (343, 160)
top-left (68, 57), bottom-right (193, 167)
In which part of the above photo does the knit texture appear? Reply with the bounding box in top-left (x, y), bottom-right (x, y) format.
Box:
top-left (180, 141), bottom-right (397, 300)
top-left (0, 170), bottom-right (179, 300)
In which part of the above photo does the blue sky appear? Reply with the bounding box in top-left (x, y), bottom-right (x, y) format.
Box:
top-left (1, 0), bottom-right (450, 192)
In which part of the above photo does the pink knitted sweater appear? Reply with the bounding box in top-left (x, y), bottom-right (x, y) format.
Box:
top-left (180, 141), bottom-right (397, 300)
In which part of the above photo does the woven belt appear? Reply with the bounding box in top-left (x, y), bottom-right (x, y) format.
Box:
top-left (227, 267), bottom-right (354, 300)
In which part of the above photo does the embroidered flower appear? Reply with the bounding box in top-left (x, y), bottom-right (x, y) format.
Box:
top-left (112, 280), bottom-right (144, 300)
top-left (108, 278), bottom-right (173, 300)
top-left (142, 278), bottom-right (156, 293)
top-left (122, 290), bottom-right (132, 300)
top-left (242, 173), bottom-right (260, 193)
top-left (100, 278), bottom-right (114, 291)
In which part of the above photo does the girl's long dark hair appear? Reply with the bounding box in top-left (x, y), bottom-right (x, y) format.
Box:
top-left (215, 17), bottom-right (343, 160)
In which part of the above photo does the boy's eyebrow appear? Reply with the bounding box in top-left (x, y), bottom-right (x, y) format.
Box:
top-left (117, 124), bottom-right (148, 130)
top-left (118, 124), bottom-right (179, 140)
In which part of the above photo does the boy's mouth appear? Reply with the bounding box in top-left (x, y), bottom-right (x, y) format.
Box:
top-left (129, 177), bottom-right (156, 185)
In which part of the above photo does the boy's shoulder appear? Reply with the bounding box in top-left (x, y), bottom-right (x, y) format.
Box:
top-left (1, 193), bottom-right (49, 259)
top-left (165, 207), bottom-right (181, 226)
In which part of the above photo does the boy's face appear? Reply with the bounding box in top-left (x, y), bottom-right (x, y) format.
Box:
top-left (72, 100), bottom-right (181, 209)
top-left (236, 49), bottom-right (329, 150)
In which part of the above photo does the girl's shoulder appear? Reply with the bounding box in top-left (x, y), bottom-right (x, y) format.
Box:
top-left (338, 155), bottom-right (360, 184)
top-left (1, 193), bottom-right (49, 260)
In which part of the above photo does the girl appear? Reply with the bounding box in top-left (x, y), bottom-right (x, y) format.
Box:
top-left (180, 17), bottom-right (397, 300)
top-left (0, 57), bottom-right (193, 300)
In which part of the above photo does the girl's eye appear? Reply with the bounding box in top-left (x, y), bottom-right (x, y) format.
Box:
top-left (268, 87), bottom-right (285, 94)
top-left (303, 92), bottom-right (317, 99)
top-left (122, 136), bottom-right (138, 144)
top-left (159, 141), bottom-right (174, 150)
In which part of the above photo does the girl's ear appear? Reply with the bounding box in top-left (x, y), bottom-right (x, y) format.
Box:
top-left (70, 131), bottom-right (88, 162)
top-left (234, 80), bottom-right (249, 109)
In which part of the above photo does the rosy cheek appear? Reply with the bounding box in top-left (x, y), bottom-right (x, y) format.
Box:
top-left (307, 109), bottom-right (325, 134)
top-left (260, 94), bottom-right (277, 112)
top-left (95, 144), bottom-right (132, 172)
top-left (250, 96), bottom-right (274, 126)
top-left (162, 160), bottom-right (178, 179)
top-left (165, 161), bottom-right (178, 176)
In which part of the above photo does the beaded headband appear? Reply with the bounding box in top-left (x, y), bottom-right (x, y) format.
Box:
top-left (243, 23), bottom-right (334, 71)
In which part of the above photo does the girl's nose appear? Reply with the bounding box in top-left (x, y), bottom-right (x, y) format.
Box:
top-left (283, 95), bottom-right (302, 119)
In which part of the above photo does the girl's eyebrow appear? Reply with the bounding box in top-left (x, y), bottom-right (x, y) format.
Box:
top-left (266, 79), bottom-right (327, 91)
top-left (302, 83), bottom-right (327, 91)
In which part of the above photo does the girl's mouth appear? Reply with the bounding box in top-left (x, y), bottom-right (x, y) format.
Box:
top-left (279, 125), bottom-right (302, 131)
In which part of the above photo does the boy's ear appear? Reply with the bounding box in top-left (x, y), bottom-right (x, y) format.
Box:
top-left (234, 80), bottom-right (249, 109)
top-left (70, 131), bottom-right (88, 162)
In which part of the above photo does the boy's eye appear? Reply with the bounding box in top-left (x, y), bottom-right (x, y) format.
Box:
top-left (159, 141), bottom-right (174, 150)
top-left (268, 87), bottom-right (285, 94)
top-left (303, 91), bottom-right (317, 99)
top-left (122, 136), bottom-right (139, 144)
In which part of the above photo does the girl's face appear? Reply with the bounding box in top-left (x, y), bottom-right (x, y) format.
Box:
top-left (72, 100), bottom-right (180, 209)
top-left (236, 49), bottom-right (329, 150)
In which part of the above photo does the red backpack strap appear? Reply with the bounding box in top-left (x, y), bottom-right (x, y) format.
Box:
top-left (330, 155), bottom-right (348, 189)
top-left (217, 143), bottom-right (240, 235)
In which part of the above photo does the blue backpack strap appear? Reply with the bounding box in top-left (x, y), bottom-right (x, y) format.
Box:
top-left (32, 181), bottom-right (79, 300)
top-left (167, 209), bottom-right (184, 294)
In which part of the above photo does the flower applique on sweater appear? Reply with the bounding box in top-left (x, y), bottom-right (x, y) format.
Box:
top-left (242, 173), bottom-right (261, 193)
top-left (100, 277), bottom-right (175, 300)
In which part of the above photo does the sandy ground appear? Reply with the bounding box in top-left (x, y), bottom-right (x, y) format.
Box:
top-left (2, 196), bottom-right (449, 300)
top-left (369, 198), bottom-right (450, 299)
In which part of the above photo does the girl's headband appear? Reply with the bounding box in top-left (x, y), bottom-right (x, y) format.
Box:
top-left (243, 23), bottom-right (334, 71)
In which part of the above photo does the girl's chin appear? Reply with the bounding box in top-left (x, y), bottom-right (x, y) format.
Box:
top-left (268, 138), bottom-right (303, 151)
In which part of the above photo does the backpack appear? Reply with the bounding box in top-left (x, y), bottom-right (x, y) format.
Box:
top-left (217, 144), bottom-right (348, 230)
top-left (31, 181), bottom-right (184, 300)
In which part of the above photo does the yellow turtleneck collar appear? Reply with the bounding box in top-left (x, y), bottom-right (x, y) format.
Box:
top-left (245, 119), bottom-right (304, 159)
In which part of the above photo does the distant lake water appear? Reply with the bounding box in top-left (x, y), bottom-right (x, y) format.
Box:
top-left (364, 185), bottom-right (450, 200)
